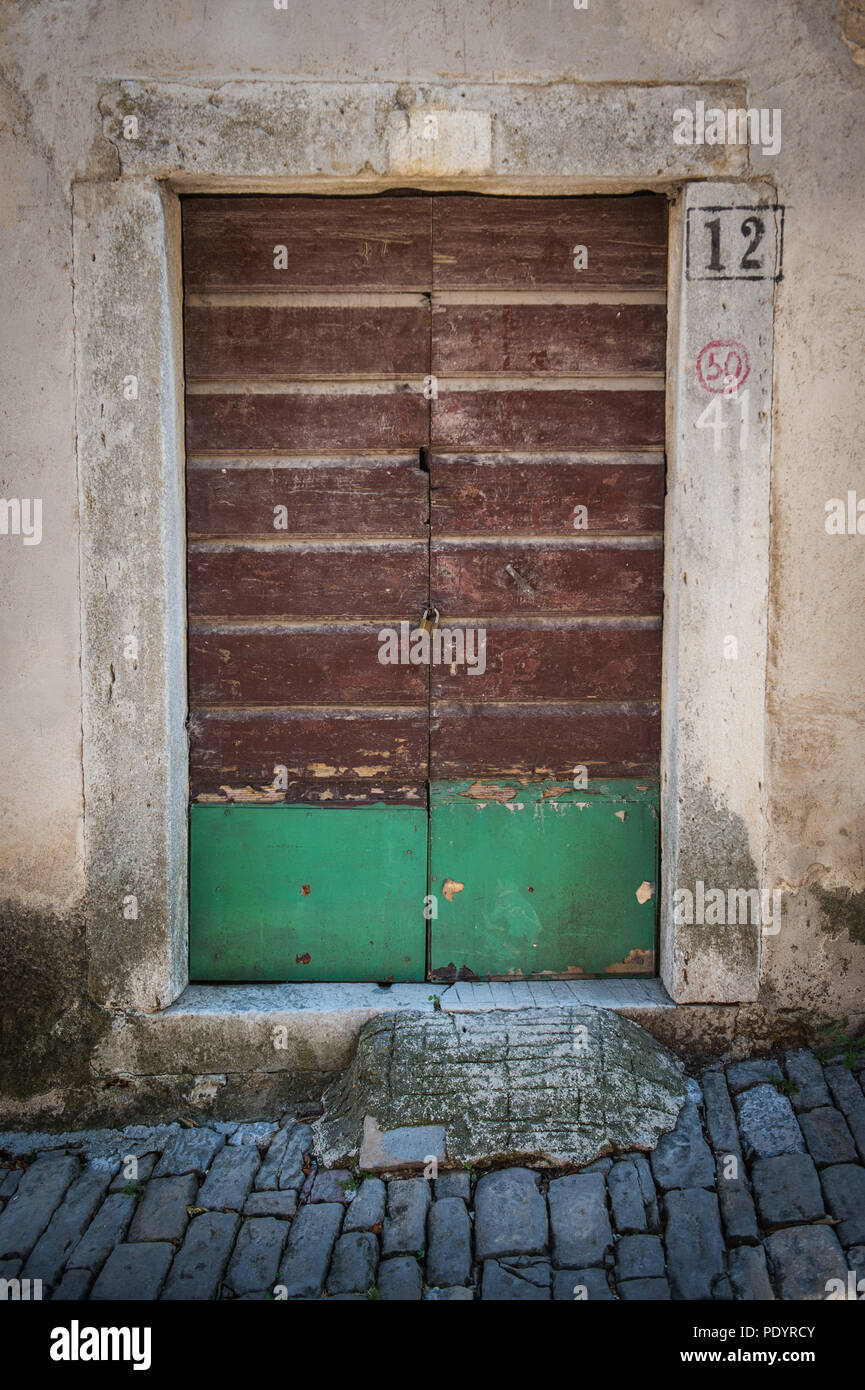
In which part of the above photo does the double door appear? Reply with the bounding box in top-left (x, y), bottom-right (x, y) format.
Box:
top-left (183, 193), bottom-right (666, 981)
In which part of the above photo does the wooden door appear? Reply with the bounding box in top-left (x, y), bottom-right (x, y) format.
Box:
top-left (427, 196), bottom-right (667, 980)
top-left (183, 193), bottom-right (667, 982)
top-left (183, 195), bottom-right (432, 980)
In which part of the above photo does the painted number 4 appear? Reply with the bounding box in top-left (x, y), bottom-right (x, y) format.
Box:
top-left (696, 380), bottom-right (750, 451)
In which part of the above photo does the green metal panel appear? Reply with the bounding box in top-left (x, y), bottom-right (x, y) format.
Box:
top-left (189, 804), bottom-right (427, 981)
top-left (429, 779), bottom-right (658, 980)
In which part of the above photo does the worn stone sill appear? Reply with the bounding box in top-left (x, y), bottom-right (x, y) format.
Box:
top-left (90, 980), bottom-right (675, 1084)
top-left (162, 978), bottom-right (674, 1017)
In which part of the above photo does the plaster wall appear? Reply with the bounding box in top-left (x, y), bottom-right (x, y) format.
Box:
top-left (1, 0), bottom-right (863, 1123)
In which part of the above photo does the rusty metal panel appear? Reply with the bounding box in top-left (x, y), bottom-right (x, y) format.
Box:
top-left (429, 779), bottom-right (658, 980)
top-left (190, 804), bottom-right (427, 981)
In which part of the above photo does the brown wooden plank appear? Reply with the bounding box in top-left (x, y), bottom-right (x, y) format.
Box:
top-left (432, 303), bottom-right (666, 375)
top-left (203, 780), bottom-right (428, 806)
top-left (431, 705), bottom-right (660, 778)
top-left (183, 196), bottom-right (432, 291)
top-left (189, 628), bottom-right (427, 705)
top-left (431, 389), bottom-right (664, 451)
top-left (187, 459), bottom-right (428, 538)
top-left (188, 543), bottom-right (427, 618)
top-left (428, 626), bottom-right (661, 700)
top-left (431, 543), bottom-right (663, 616)
top-left (432, 196), bottom-right (667, 289)
top-left (189, 708), bottom-right (428, 795)
top-left (186, 390), bottom-right (428, 454)
top-left (430, 455), bottom-right (664, 534)
top-left (185, 304), bottom-right (430, 380)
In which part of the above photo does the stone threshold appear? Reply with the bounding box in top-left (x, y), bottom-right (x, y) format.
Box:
top-left (155, 978), bottom-right (673, 1020)
top-left (90, 980), bottom-right (674, 1092)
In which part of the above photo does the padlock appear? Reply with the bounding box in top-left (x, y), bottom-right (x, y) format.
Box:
top-left (420, 605), bottom-right (440, 634)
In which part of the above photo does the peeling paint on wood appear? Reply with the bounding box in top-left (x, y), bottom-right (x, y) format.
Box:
top-left (430, 779), bottom-right (659, 979)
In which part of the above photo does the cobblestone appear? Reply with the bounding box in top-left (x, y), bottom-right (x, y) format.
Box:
top-left (90, 1242), bottom-right (174, 1301)
top-left (798, 1106), bottom-right (857, 1167)
top-left (728, 1244), bottom-right (775, 1300)
top-left (434, 1171), bottom-right (471, 1202)
top-left (664, 1188), bottom-right (725, 1300)
top-left (475, 1168), bottom-right (547, 1261)
top-left (343, 1177), bottom-right (386, 1232)
top-left (765, 1224), bottom-right (847, 1300)
top-left (0, 1154), bottom-right (80, 1261)
top-left (548, 1171), bottom-right (612, 1268)
top-left (197, 1146), bottom-right (260, 1212)
top-left (426, 1196), bottom-right (472, 1287)
top-left (22, 1162), bottom-right (116, 1287)
top-left (278, 1202), bottom-right (343, 1299)
top-left (820, 1163), bottom-right (865, 1246)
top-left (619, 1276), bottom-right (670, 1299)
top-left (278, 1125), bottom-right (313, 1191)
top-left (224, 1217), bottom-right (288, 1297)
top-left (784, 1050), bottom-right (831, 1112)
top-left (109, 1153), bottom-right (158, 1192)
top-left (608, 1160), bottom-right (647, 1233)
top-left (735, 1085), bottom-right (805, 1159)
top-left (381, 1179), bottom-right (431, 1257)
top-left (127, 1174), bottom-right (198, 1245)
top-left (66, 1193), bottom-right (136, 1272)
top-left (51, 1267), bottom-right (94, 1301)
top-left (154, 1129), bottom-right (225, 1178)
top-left (701, 1069), bottom-right (741, 1154)
top-left (2, 1047), bottom-right (863, 1302)
top-left (726, 1060), bottom-right (784, 1093)
top-left (715, 1156), bottom-right (759, 1245)
top-left (377, 1255), bottom-right (422, 1300)
top-left (162, 1212), bottom-right (239, 1300)
top-left (243, 1190), bottom-right (297, 1219)
top-left (650, 1102), bottom-right (714, 1190)
top-left (553, 1267), bottom-right (614, 1300)
top-left (751, 1153), bottom-right (825, 1227)
top-left (616, 1233), bottom-right (665, 1280)
top-left (310, 1169), bottom-right (352, 1204)
top-left (326, 1231), bottom-right (378, 1294)
top-left (482, 1255), bottom-right (550, 1300)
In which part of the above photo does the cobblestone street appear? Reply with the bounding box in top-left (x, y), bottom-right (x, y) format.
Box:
top-left (2, 1047), bottom-right (864, 1302)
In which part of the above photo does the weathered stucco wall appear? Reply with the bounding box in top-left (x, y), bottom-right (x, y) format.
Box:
top-left (1, 0), bottom-right (863, 1125)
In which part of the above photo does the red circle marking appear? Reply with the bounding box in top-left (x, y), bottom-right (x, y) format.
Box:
top-left (696, 340), bottom-right (751, 394)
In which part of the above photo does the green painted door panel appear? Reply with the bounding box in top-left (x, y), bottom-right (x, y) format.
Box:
top-left (429, 780), bottom-right (658, 981)
top-left (190, 804), bottom-right (427, 981)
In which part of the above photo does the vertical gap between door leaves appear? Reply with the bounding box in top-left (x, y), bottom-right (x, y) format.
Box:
top-left (424, 195), bottom-right (434, 980)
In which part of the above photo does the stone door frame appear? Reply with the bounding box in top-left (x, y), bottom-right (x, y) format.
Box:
top-left (73, 80), bottom-right (776, 1013)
